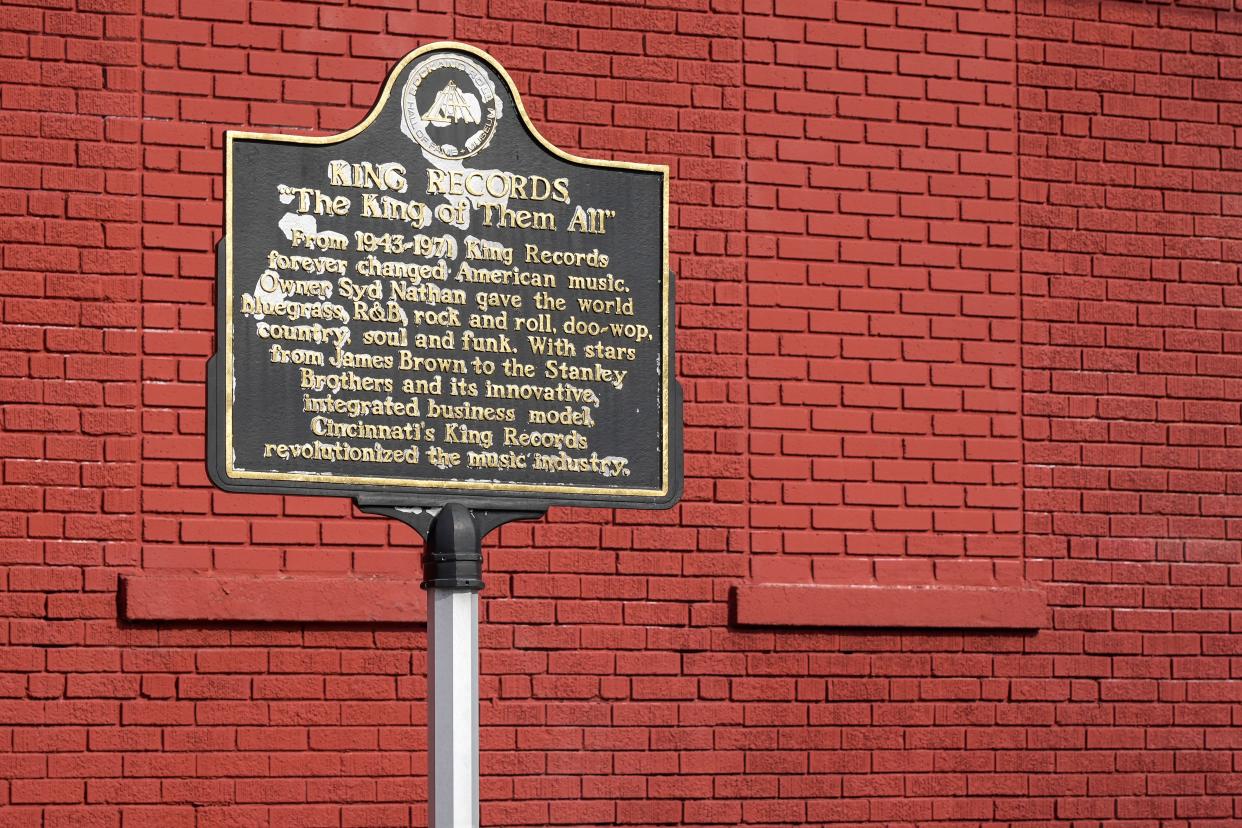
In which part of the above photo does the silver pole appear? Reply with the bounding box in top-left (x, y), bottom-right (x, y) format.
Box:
top-left (360, 502), bottom-right (540, 828)
top-left (427, 586), bottom-right (479, 827)
top-left (422, 504), bottom-right (483, 828)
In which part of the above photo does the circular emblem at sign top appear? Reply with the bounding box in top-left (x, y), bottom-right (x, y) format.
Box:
top-left (401, 53), bottom-right (500, 161)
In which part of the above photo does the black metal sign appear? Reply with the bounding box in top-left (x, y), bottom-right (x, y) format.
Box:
top-left (207, 42), bottom-right (681, 509)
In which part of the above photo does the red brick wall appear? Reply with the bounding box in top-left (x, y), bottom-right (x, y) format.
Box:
top-left (743, 0), bottom-right (1022, 586)
top-left (1019, 2), bottom-right (1242, 821)
top-left (1, 0), bottom-right (1240, 825)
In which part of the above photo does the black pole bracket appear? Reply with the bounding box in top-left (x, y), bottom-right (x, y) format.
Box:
top-left (355, 498), bottom-right (545, 593)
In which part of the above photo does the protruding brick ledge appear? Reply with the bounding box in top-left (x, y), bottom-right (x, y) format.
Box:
top-left (121, 574), bottom-right (426, 623)
top-left (733, 584), bottom-right (1046, 629)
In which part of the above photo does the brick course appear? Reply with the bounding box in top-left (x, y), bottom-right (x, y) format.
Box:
top-left (2, 0), bottom-right (1242, 824)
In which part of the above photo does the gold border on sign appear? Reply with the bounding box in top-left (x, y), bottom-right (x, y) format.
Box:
top-left (223, 41), bottom-right (672, 498)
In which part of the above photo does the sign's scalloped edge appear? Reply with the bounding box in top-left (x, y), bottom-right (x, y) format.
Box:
top-left (224, 41), bottom-right (670, 178)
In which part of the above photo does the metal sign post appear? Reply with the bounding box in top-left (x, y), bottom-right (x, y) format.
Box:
top-left (426, 582), bottom-right (478, 827)
top-left (361, 502), bottom-right (542, 827)
top-left (427, 506), bottom-right (484, 828)
top-left (424, 504), bottom-right (483, 828)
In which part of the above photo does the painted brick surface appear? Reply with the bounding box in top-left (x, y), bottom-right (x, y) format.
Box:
top-left (743, 0), bottom-right (1022, 588)
top-left (1, 0), bottom-right (1241, 824)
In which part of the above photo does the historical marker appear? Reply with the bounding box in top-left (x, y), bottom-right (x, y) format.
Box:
top-left (208, 42), bottom-right (681, 510)
top-left (207, 42), bottom-right (683, 828)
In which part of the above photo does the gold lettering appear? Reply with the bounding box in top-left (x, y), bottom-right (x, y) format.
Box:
top-left (481, 203), bottom-right (555, 230)
top-left (328, 160), bottom-right (408, 192)
top-left (424, 169), bottom-right (570, 203)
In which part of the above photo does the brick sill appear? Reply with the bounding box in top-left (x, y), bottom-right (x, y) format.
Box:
top-left (120, 574), bottom-right (425, 623)
top-left (733, 583), bottom-right (1046, 629)
top-left (122, 577), bottom-right (1045, 629)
